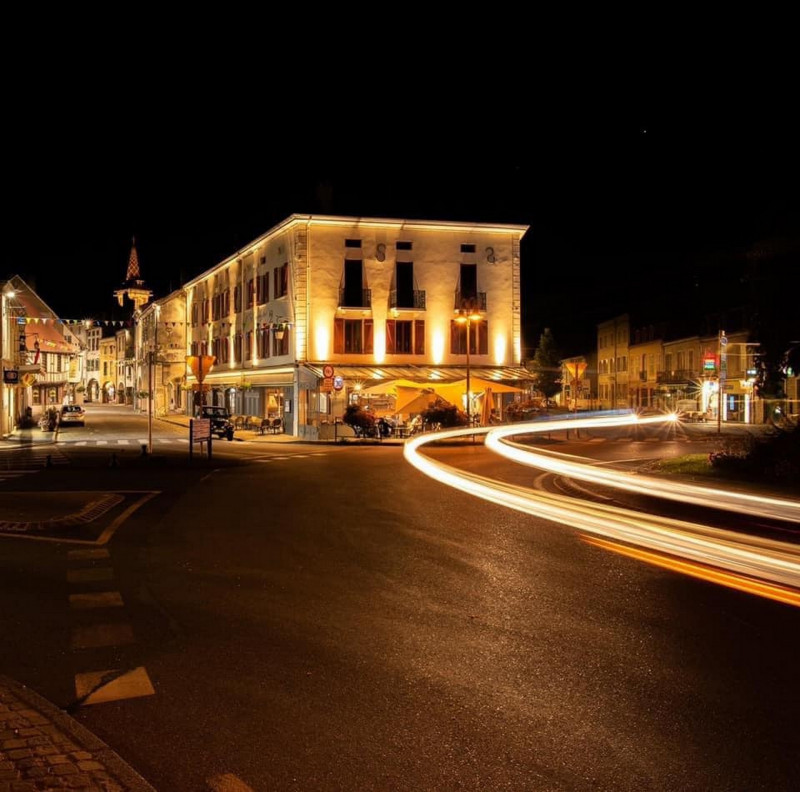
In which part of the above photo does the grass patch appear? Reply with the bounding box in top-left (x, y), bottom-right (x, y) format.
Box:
top-left (653, 454), bottom-right (714, 477)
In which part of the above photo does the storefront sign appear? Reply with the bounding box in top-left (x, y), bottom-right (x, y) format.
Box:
top-left (3, 368), bottom-right (19, 384)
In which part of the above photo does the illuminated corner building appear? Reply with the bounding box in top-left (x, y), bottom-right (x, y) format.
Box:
top-left (0, 275), bottom-right (80, 435)
top-left (183, 215), bottom-right (532, 438)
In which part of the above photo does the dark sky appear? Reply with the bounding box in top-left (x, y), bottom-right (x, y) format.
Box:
top-left (5, 64), bottom-right (800, 359)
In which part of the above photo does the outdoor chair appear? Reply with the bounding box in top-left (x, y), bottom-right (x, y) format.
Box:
top-left (270, 418), bottom-right (283, 434)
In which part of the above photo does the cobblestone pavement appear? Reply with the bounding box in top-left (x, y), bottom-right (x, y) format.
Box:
top-left (0, 676), bottom-right (155, 792)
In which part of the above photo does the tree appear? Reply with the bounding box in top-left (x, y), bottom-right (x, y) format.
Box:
top-left (528, 328), bottom-right (562, 401)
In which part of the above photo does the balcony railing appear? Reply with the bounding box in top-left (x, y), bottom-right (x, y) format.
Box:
top-left (338, 288), bottom-right (372, 309)
top-left (389, 289), bottom-right (426, 310)
top-left (454, 291), bottom-right (487, 312)
top-left (656, 369), bottom-right (700, 384)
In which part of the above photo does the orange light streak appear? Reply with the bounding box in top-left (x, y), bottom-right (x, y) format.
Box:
top-left (583, 536), bottom-right (800, 608)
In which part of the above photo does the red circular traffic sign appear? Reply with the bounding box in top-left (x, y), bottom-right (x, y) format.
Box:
top-left (323, 364), bottom-right (335, 378)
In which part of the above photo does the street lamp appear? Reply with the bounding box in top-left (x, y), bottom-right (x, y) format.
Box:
top-left (455, 307), bottom-right (482, 424)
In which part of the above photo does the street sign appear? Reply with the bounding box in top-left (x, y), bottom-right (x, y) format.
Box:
top-left (3, 369), bottom-right (19, 384)
top-left (323, 364), bottom-right (335, 378)
top-left (190, 418), bottom-right (211, 441)
top-left (322, 377), bottom-right (334, 392)
top-left (333, 375), bottom-right (344, 391)
top-left (186, 355), bottom-right (216, 381)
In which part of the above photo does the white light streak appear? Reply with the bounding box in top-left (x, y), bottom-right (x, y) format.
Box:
top-left (403, 414), bottom-right (800, 598)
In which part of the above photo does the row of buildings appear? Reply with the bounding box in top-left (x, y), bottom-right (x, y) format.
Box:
top-left (562, 315), bottom-right (798, 423)
top-left (2, 214), bottom-right (796, 438)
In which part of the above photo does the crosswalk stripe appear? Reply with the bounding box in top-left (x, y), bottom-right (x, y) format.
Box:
top-left (68, 548), bottom-right (110, 560)
top-left (69, 591), bottom-right (124, 609)
top-left (71, 622), bottom-right (135, 649)
top-left (67, 567), bottom-right (114, 583)
top-left (75, 667), bottom-right (155, 705)
top-left (96, 440), bottom-right (108, 446)
top-left (117, 439), bottom-right (132, 445)
top-left (207, 773), bottom-right (256, 792)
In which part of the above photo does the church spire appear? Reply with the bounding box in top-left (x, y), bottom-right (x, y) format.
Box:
top-left (126, 236), bottom-right (141, 281)
top-left (114, 236), bottom-right (153, 312)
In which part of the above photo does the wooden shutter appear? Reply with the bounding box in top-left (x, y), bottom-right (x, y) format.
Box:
top-left (334, 318), bottom-right (344, 354)
top-left (414, 320), bottom-right (425, 355)
top-left (450, 320), bottom-right (459, 354)
top-left (364, 320), bottom-right (373, 355)
top-left (386, 320), bottom-right (396, 354)
top-left (478, 321), bottom-right (488, 355)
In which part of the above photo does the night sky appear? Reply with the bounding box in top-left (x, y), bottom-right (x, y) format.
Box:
top-left (5, 74), bottom-right (799, 359)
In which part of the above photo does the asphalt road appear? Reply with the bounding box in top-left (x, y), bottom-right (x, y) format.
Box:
top-left (2, 406), bottom-right (800, 791)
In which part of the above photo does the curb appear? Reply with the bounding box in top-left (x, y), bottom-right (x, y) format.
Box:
top-left (0, 675), bottom-right (157, 791)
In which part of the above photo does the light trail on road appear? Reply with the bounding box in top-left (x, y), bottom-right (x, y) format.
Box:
top-left (403, 414), bottom-right (800, 604)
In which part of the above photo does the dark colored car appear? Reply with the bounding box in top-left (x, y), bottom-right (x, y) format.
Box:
top-left (199, 405), bottom-right (235, 440)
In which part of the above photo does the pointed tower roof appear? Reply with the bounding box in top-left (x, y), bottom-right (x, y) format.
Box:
top-left (126, 236), bottom-right (141, 281)
top-left (114, 236), bottom-right (152, 312)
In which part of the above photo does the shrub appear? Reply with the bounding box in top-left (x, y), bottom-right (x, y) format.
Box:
top-left (420, 401), bottom-right (469, 428)
top-left (342, 404), bottom-right (376, 433)
top-left (709, 425), bottom-right (800, 484)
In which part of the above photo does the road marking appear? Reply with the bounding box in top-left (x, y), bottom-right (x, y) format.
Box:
top-left (117, 439), bottom-right (133, 445)
top-left (207, 773), bottom-right (256, 791)
top-left (68, 548), bottom-right (110, 560)
top-left (96, 440), bottom-right (108, 446)
top-left (67, 567), bottom-right (114, 583)
top-left (71, 622), bottom-right (135, 649)
top-left (75, 667), bottom-right (155, 705)
top-left (69, 591), bottom-right (124, 609)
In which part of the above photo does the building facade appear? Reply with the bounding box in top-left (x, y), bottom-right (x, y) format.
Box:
top-left (99, 336), bottom-right (117, 402)
top-left (135, 289), bottom-right (187, 416)
top-left (597, 314), bottom-right (630, 409)
top-left (1, 275), bottom-right (79, 433)
top-left (183, 215), bottom-right (531, 437)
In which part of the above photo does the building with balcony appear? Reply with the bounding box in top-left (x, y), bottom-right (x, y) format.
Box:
top-left (597, 314), bottom-right (630, 409)
top-left (629, 323), bottom-right (665, 409)
top-left (183, 214), bottom-right (532, 438)
top-left (1, 275), bottom-right (78, 433)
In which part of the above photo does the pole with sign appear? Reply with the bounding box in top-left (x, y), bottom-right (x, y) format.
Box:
top-left (717, 331), bottom-right (727, 434)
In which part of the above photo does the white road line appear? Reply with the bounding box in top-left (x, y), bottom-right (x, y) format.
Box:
top-left (69, 591), bottom-right (124, 609)
top-left (68, 548), bottom-right (110, 560)
top-left (96, 440), bottom-right (108, 446)
top-left (71, 622), bottom-right (135, 649)
top-left (67, 568), bottom-right (114, 583)
top-left (207, 773), bottom-right (256, 792)
top-left (117, 439), bottom-right (133, 445)
top-left (75, 667), bottom-right (155, 705)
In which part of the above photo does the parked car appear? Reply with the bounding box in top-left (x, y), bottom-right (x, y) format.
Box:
top-left (198, 405), bottom-right (235, 440)
top-left (59, 404), bottom-right (85, 426)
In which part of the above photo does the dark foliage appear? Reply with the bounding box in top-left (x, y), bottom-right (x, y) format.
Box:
top-left (709, 425), bottom-right (800, 484)
top-left (342, 404), bottom-right (376, 431)
top-left (420, 402), bottom-right (469, 428)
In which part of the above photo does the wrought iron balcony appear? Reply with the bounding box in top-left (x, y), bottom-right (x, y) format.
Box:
top-left (338, 288), bottom-right (372, 309)
top-left (454, 291), bottom-right (487, 312)
top-left (389, 289), bottom-right (426, 310)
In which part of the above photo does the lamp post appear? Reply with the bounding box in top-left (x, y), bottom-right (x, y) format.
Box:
top-left (455, 308), bottom-right (482, 424)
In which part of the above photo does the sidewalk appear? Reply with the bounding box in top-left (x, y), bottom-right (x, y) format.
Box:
top-left (0, 675), bottom-right (156, 791)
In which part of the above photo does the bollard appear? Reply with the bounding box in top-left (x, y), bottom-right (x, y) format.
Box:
top-left (109, 453), bottom-right (118, 468)
top-left (141, 444), bottom-right (148, 456)
top-left (45, 454), bottom-right (52, 468)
